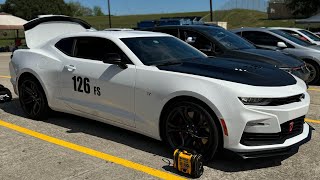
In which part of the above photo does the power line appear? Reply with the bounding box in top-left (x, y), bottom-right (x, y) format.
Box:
top-left (210, 0), bottom-right (213, 22)
top-left (107, 0), bottom-right (112, 28)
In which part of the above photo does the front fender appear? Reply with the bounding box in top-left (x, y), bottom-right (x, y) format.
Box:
top-left (160, 91), bottom-right (224, 120)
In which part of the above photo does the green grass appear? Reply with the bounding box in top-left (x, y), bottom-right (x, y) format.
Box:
top-left (0, 9), bottom-right (306, 47)
top-left (79, 9), bottom-right (298, 30)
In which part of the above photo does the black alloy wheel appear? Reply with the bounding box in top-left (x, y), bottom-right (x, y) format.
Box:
top-left (163, 101), bottom-right (220, 161)
top-left (19, 77), bottom-right (49, 120)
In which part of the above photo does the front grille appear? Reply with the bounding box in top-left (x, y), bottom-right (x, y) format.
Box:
top-left (240, 116), bottom-right (305, 146)
top-left (268, 94), bottom-right (304, 106)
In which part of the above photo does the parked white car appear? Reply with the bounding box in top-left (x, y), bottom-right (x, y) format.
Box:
top-left (10, 16), bottom-right (311, 160)
top-left (269, 27), bottom-right (320, 45)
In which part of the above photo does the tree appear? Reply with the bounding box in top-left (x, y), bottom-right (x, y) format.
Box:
top-left (93, 6), bottom-right (104, 16)
top-left (286, 0), bottom-right (320, 17)
top-left (67, 1), bottom-right (83, 16)
top-left (2, 0), bottom-right (71, 20)
top-left (67, 1), bottom-right (93, 17)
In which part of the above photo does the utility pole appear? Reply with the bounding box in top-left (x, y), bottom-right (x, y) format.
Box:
top-left (210, 0), bottom-right (213, 22)
top-left (108, 0), bottom-right (112, 28)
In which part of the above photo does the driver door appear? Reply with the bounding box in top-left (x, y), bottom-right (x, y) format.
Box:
top-left (58, 37), bottom-right (136, 127)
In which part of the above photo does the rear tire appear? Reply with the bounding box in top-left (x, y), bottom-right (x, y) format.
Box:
top-left (306, 61), bottom-right (320, 85)
top-left (162, 100), bottom-right (220, 162)
top-left (18, 76), bottom-right (49, 120)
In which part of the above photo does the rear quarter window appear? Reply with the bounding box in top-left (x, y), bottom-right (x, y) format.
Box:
top-left (55, 38), bottom-right (74, 56)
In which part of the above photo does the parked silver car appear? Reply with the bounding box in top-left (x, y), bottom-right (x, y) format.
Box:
top-left (233, 27), bottom-right (320, 84)
top-left (269, 27), bottom-right (320, 45)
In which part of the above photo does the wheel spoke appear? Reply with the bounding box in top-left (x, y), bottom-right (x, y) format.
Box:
top-left (30, 82), bottom-right (37, 92)
top-left (34, 98), bottom-right (41, 104)
top-left (176, 108), bottom-right (187, 122)
top-left (32, 102), bottom-right (40, 115)
top-left (168, 128), bottom-right (186, 133)
top-left (23, 87), bottom-right (33, 96)
top-left (23, 97), bottom-right (34, 104)
top-left (183, 108), bottom-right (195, 126)
top-left (178, 132), bottom-right (185, 146)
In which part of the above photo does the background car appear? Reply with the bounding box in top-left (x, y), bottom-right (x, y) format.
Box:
top-left (269, 27), bottom-right (320, 45)
top-left (233, 27), bottom-right (320, 85)
top-left (10, 16), bottom-right (310, 161)
top-left (145, 25), bottom-right (310, 82)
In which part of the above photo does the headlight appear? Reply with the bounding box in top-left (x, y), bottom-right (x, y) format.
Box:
top-left (238, 97), bottom-right (272, 106)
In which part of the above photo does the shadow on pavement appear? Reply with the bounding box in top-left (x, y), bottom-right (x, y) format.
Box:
top-left (0, 98), bottom-right (306, 173)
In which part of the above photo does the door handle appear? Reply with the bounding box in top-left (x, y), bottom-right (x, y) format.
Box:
top-left (65, 65), bottom-right (76, 71)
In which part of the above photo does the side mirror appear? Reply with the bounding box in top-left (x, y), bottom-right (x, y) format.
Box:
top-left (277, 42), bottom-right (287, 49)
top-left (186, 37), bottom-right (196, 44)
top-left (102, 53), bottom-right (128, 69)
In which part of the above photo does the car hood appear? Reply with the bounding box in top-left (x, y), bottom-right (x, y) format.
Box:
top-left (157, 58), bottom-right (297, 87)
top-left (227, 49), bottom-right (304, 68)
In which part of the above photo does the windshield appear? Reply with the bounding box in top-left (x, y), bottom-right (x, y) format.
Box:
top-left (299, 30), bottom-right (320, 41)
top-left (121, 37), bottom-right (206, 65)
top-left (270, 30), bottom-right (313, 46)
top-left (203, 28), bottom-right (256, 50)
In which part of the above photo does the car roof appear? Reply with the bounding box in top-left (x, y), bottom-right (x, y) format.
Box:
top-left (268, 27), bottom-right (303, 31)
top-left (151, 25), bottom-right (222, 30)
top-left (61, 30), bottom-right (171, 39)
top-left (232, 27), bottom-right (270, 32)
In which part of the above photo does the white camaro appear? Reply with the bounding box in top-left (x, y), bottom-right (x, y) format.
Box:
top-left (10, 16), bottom-right (311, 161)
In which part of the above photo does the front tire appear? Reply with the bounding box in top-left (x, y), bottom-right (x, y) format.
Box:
top-left (162, 100), bottom-right (220, 161)
top-left (18, 76), bottom-right (49, 120)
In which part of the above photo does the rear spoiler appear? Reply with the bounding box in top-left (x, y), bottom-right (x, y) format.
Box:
top-left (23, 15), bottom-right (93, 49)
top-left (24, 16), bottom-right (91, 31)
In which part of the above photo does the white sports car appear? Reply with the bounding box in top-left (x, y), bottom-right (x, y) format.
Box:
top-left (10, 16), bottom-right (311, 161)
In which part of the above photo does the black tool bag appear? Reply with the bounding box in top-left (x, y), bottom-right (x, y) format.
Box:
top-left (0, 84), bottom-right (12, 103)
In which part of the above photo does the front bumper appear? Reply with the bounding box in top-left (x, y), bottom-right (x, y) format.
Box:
top-left (223, 92), bottom-right (310, 154)
top-left (235, 125), bottom-right (311, 159)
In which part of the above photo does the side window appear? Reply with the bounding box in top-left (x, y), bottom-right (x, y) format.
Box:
top-left (180, 30), bottom-right (222, 55)
top-left (74, 37), bottom-right (107, 60)
top-left (74, 37), bottom-right (132, 64)
top-left (282, 30), bottom-right (309, 42)
top-left (282, 30), bottom-right (302, 38)
top-left (241, 31), bottom-right (282, 46)
top-left (55, 38), bottom-right (75, 56)
top-left (154, 29), bottom-right (179, 37)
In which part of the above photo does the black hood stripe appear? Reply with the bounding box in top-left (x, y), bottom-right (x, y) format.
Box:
top-left (157, 58), bottom-right (297, 87)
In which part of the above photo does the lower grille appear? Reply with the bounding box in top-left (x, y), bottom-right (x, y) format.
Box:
top-left (241, 116), bottom-right (305, 146)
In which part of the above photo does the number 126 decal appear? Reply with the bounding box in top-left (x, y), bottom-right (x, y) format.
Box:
top-left (72, 76), bottom-right (101, 96)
